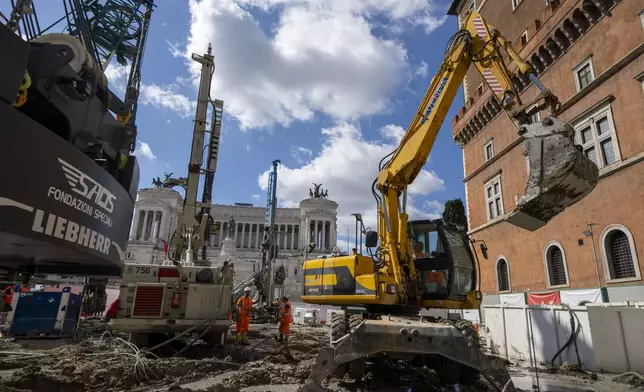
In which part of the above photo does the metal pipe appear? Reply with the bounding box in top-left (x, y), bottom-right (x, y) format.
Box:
top-left (185, 229), bottom-right (193, 265)
top-left (355, 218), bottom-right (359, 253)
top-left (528, 73), bottom-right (547, 94)
top-left (402, 188), bottom-right (407, 214)
top-left (528, 311), bottom-right (540, 390)
top-left (587, 224), bottom-right (603, 291)
top-left (381, 191), bottom-right (392, 234)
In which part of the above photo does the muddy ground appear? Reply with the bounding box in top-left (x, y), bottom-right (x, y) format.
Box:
top-left (0, 320), bottom-right (641, 392)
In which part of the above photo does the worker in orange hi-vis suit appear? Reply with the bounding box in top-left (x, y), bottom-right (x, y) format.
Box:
top-left (277, 294), bottom-right (292, 345)
top-left (236, 287), bottom-right (253, 345)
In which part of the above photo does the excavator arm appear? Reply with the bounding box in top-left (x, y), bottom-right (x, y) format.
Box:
top-left (373, 10), bottom-right (598, 301)
top-left (300, 11), bottom-right (598, 392)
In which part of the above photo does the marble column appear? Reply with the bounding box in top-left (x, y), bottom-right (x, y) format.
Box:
top-left (136, 210), bottom-right (144, 240)
top-left (281, 225), bottom-right (286, 249)
top-left (150, 212), bottom-right (157, 240)
top-left (321, 221), bottom-right (326, 250)
top-left (331, 221), bottom-right (336, 248)
top-left (158, 210), bottom-right (168, 242)
top-left (314, 220), bottom-right (320, 248)
top-left (130, 208), bottom-right (140, 240)
top-left (303, 218), bottom-right (309, 246)
top-left (252, 224), bottom-right (258, 248)
top-left (218, 222), bottom-right (224, 247)
top-left (143, 210), bottom-right (152, 241)
top-left (290, 226), bottom-right (295, 250)
top-left (241, 223), bottom-right (246, 249)
top-left (254, 224), bottom-right (258, 248)
top-left (154, 211), bottom-right (163, 240)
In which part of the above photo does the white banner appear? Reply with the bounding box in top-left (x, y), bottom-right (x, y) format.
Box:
top-left (500, 293), bottom-right (525, 305)
top-left (560, 288), bottom-right (602, 305)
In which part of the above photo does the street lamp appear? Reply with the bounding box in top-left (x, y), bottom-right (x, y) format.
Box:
top-left (583, 223), bottom-right (602, 290)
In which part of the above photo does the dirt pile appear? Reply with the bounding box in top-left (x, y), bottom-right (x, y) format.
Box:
top-left (0, 320), bottom-right (245, 392)
top-left (0, 321), bottom-right (504, 392)
top-left (613, 372), bottom-right (644, 389)
top-left (547, 361), bottom-right (598, 381)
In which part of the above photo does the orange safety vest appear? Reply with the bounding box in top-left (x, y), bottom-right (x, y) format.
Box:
top-left (237, 296), bottom-right (252, 317)
top-left (279, 301), bottom-right (292, 324)
top-left (3, 286), bottom-right (13, 305)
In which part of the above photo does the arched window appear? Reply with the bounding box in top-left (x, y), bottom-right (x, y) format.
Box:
top-left (600, 225), bottom-right (641, 282)
top-left (544, 241), bottom-right (569, 287)
top-left (496, 257), bottom-right (511, 292)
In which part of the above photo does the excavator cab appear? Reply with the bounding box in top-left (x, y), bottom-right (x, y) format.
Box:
top-left (409, 220), bottom-right (480, 309)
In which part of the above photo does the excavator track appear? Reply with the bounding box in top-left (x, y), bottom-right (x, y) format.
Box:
top-left (300, 314), bottom-right (516, 392)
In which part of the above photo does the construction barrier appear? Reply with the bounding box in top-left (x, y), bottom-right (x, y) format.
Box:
top-left (482, 302), bottom-right (644, 373)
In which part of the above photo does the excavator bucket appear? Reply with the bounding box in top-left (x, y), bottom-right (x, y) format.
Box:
top-left (505, 116), bottom-right (599, 231)
top-left (299, 316), bottom-right (517, 392)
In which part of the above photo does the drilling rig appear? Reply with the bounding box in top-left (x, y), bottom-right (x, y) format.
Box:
top-left (231, 159), bottom-right (284, 322)
top-left (110, 45), bottom-right (233, 347)
top-left (163, 45), bottom-right (224, 265)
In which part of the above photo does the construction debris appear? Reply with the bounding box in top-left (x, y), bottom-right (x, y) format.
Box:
top-left (0, 320), bottom-right (638, 392)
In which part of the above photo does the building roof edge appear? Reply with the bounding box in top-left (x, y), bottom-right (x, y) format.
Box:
top-left (447, 0), bottom-right (463, 15)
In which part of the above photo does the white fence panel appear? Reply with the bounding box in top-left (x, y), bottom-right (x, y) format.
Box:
top-left (586, 305), bottom-right (644, 373)
top-left (483, 305), bottom-right (595, 370)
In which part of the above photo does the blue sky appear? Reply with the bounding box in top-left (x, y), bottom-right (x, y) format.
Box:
top-left (6, 0), bottom-right (468, 251)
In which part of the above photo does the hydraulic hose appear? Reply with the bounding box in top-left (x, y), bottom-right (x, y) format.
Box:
top-left (550, 303), bottom-right (582, 368)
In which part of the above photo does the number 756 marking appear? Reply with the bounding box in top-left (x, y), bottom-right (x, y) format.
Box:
top-left (136, 266), bottom-right (151, 274)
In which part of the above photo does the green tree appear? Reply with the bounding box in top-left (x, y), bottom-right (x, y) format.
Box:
top-left (443, 198), bottom-right (467, 231)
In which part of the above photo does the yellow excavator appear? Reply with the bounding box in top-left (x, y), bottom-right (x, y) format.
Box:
top-left (300, 10), bottom-right (599, 392)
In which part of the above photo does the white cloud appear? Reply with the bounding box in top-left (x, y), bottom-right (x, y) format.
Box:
top-left (408, 170), bottom-right (445, 195)
top-left (184, 0), bottom-right (445, 129)
top-left (379, 124), bottom-right (405, 145)
top-left (104, 63), bottom-right (195, 118)
top-left (407, 199), bottom-right (444, 220)
top-left (336, 238), bottom-right (351, 253)
top-left (139, 84), bottom-right (195, 118)
top-left (252, 194), bottom-right (261, 200)
top-left (290, 146), bottom-right (313, 164)
top-left (258, 122), bottom-right (443, 238)
top-left (104, 64), bottom-right (129, 93)
top-left (414, 60), bottom-right (428, 78)
top-left (134, 141), bottom-right (157, 161)
top-left (415, 15), bottom-right (447, 34)
top-left (246, 144), bottom-right (252, 151)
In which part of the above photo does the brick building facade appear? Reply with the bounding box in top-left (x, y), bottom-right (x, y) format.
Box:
top-left (448, 0), bottom-right (644, 303)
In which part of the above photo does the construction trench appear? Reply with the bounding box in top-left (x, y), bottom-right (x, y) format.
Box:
top-left (0, 320), bottom-right (641, 392)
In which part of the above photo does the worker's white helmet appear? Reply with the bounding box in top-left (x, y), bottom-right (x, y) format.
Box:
top-left (244, 287), bottom-right (251, 292)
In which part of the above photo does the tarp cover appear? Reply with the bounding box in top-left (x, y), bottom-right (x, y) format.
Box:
top-left (527, 291), bottom-right (561, 305)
